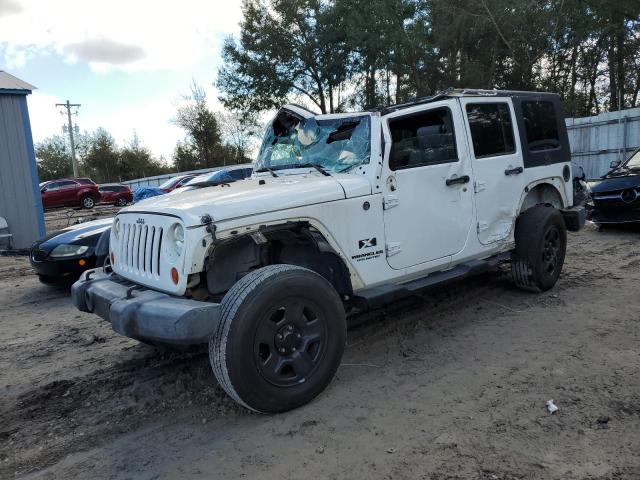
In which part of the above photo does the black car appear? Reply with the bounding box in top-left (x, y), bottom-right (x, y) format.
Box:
top-left (586, 149), bottom-right (640, 225)
top-left (30, 218), bottom-right (111, 286)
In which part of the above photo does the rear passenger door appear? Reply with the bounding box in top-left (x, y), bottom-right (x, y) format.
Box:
top-left (461, 98), bottom-right (525, 245)
top-left (381, 101), bottom-right (474, 270)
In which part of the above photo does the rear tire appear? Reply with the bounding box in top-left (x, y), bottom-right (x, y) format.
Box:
top-left (511, 205), bottom-right (567, 292)
top-left (115, 198), bottom-right (127, 207)
top-left (210, 265), bottom-right (346, 413)
top-left (81, 195), bottom-right (95, 209)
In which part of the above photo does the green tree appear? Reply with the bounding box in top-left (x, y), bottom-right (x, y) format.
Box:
top-left (217, 0), bottom-right (640, 116)
top-left (118, 133), bottom-right (170, 180)
top-left (173, 82), bottom-right (227, 168)
top-left (35, 135), bottom-right (73, 181)
top-left (80, 128), bottom-right (120, 183)
top-left (217, 0), bottom-right (351, 113)
top-left (215, 110), bottom-right (260, 164)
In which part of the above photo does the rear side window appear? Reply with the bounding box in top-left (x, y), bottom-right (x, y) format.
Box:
top-left (522, 101), bottom-right (560, 151)
top-left (76, 178), bottom-right (94, 185)
top-left (389, 108), bottom-right (458, 170)
top-left (58, 180), bottom-right (77, 188)
top-left (466, 103), bottom-right (515, 157)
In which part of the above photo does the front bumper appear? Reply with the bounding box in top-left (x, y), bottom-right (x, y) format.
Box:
top-left (71, 269), bottom-right (221, 345)
top-left (30, 252), bottom-right (96, 279)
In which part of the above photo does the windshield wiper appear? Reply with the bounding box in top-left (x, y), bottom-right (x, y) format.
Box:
top-left (298, 163), bottom-right (331, 176)
top-left (255, 167), bottom-right (279, 177)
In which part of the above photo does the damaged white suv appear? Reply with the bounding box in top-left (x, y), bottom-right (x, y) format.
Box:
top-left (72, 89), bottom-right (585, 413)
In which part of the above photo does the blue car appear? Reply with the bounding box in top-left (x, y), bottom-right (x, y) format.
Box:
top-left (176, 166), bottom-right (254, 192)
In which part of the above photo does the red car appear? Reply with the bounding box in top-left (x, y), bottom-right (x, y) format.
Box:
top-left (158, 174), bottom-right (197, 192)
top-left (40, 178), bottom-right (101, 210)
top-left (98, 184), bottom-right (133, 207)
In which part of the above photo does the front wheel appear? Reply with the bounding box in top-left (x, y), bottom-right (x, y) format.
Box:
top-left (511, 205), bottom-right (567, 292)
top-left (210, 265), bottom-right (346, 413)
top-left (81, 195), bottom-right (95, 209)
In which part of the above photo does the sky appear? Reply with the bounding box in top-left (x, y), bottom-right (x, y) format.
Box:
top-left (0, 0), bottom-right (244, 162)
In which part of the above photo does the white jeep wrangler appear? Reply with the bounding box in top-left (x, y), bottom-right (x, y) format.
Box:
top-left (72, 89), bottom-right (585, 413)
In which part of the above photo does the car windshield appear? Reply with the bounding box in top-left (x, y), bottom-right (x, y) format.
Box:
top-left (624, 150), bottom-right (640, 170)
top-left (159, 177), bottom-right (182, 189)
top-left (255, 113), bottom-right (371, 173)
top-left (184, 170), bottom-right (231, 187)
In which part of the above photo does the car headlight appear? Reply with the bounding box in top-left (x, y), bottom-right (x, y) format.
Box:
top-left (50, 245), bottom-right (90, 258)
top-left (171, 223), bottom-right (184, 255)
top-left (113, 218), bottom-right (120, 239)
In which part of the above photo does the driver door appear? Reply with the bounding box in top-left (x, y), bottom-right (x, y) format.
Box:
top-left (381, 101), bottom-right (474, 270)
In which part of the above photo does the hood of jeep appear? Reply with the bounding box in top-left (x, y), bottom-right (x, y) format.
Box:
top-left (125, 173), bottom-right (371, 226)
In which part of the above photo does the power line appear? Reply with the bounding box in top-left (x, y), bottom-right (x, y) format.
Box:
top-left (56, 100), bottom-right (81, 177)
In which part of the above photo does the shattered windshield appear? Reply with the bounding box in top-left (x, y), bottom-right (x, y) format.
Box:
top-left (255, 112), bottom-right (371, 173)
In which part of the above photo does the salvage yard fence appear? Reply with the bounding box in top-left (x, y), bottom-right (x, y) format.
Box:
top-left (121, 164), bottom-right (252, 189)
top-left (566, 107), bottom-right (640, 179)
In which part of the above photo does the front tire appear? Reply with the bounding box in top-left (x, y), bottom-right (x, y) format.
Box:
top-left (511, 205), bottom-right (567, 292)
top-left (81, 195), bottom-right (95, 209)
top-left (210, 265), bottom-right (346, 413)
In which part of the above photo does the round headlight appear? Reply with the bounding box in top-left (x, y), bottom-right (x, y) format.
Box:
top-left (172, 223), bottom-right (184, 254)
top-left (113, 218), bottom-right (120, 239)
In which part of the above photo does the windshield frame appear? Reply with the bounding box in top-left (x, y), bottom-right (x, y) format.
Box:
top-left (255, 110), bottom-right (373, 174)
top-left (623, 148), bottom-right (640, 170)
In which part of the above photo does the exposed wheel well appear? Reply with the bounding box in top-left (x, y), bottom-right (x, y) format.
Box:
top-left (204, 223), bottom-right (353, 299)
top-left (519, 183), bottom-right (564, 213)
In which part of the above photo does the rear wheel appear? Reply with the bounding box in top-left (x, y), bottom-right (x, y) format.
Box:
top-left (115, 197), bottom-right (127, 207)
top-left (511, 205), bottom-right (567, 292)
top-left (81, 195), bottom-right (95, 209)
top-left (210, 265), bottom-right (346, 413)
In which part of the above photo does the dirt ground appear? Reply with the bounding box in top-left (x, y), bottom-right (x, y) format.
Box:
top-left (1, 224), bottom-right (639, 480)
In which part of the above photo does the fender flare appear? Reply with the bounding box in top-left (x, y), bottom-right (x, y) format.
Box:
top-left (517, 177), bottom-right (568, 215)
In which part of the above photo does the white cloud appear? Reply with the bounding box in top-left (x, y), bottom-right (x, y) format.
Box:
top-left (6, 1), bottom-right (248, 164)
top-left (28, 91), bottom-right (67, 140)
top-left (0, 0), bottom-right (243, 72)
top-left (0, 0), bottom-right (22, 18)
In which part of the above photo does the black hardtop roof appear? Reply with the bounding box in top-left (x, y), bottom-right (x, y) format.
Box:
top-left (376, 88), bottom-right (561, 115)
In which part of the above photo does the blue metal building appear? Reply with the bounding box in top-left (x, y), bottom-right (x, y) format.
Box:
top-left (0, 71), bottom-right (45, 249)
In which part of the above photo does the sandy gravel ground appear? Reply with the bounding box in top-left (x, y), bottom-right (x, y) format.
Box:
top-left (1, 225), bottom-right (639, 479)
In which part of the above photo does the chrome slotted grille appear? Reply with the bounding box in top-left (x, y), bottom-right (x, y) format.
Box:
top-left (119, 221), bottom-right (164, 277)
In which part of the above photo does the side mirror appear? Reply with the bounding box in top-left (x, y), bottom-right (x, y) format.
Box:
top-left (610, 160), bottom-right (621, 169)
top-left (573, 165), bottom-right (585, 180)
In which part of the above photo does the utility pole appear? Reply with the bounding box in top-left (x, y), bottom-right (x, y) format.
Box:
top-left (56, 100), bottom-right (81, 177)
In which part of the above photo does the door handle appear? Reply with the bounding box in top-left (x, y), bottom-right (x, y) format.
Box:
top-left (445, 175), bottom-right (470, 186)
top-left (505, 166), bottom-right (524, 176)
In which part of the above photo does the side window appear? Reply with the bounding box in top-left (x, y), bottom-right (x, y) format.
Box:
top-left (45, 182), bottom-right (61, 191)
top-left (58, 180), bottom-right (77, 189)
top-left (521, 101), bottom-right (560, 152)
top-left (466, 103), bottom-right (515, 158)
top-left (389, 108), bottom-right (457, 170)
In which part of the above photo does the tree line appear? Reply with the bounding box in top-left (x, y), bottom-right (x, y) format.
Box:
top-left (36, 84), bottom-right (257, 183)
top-left (217, 0), bottom-right (640, 117)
